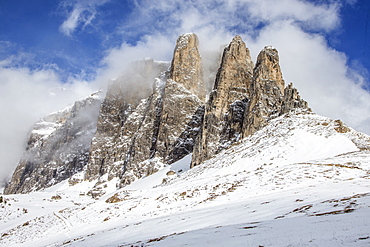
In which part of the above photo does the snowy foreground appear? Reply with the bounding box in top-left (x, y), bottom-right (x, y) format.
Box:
top-left (1, 111), bottom-right (370, 246)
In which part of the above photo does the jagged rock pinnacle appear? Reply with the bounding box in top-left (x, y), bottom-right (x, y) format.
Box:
top-left (191, 35), bottom-right (254, 168)
top-left (5, 33), bottom-right (312, 194)
top-left (169, 33), bottom-right (206, 101)
top-left (241, 46), bottom-right (287, 137)
top-left (85, 34), bottom-right (205, 190)
top-left (254, 45), bottom-right (285, 94)
top-left (211, 35), bottom-right (254, 116)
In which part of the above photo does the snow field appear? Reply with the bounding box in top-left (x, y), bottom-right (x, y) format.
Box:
top-left (1, 112), bottom-right (370, 246)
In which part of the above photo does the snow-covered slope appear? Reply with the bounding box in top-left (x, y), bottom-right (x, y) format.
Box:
top-left (1, 111), bottom-right (370, 247)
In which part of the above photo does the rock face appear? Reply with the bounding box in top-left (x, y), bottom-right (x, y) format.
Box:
top-left (242, 46), bottom-right (309, 137)
top-left (4, 94), bottom-right (101, 194)
top-left (282, 83), bottom-right (310, 114)
top-left (191, 36), bottom-right (254, 167)
top-left (169, 33), bottom-right (206, 101)
top-left (152, 34), bottom-right (205, 164)
top-left (5, 33), bottom-right (310, 194)
top-left (191, 41), bottom-right (309, 167)
top-left (84, 59), bottom-right (169, 182)
top-left (84, 33), bottom-right (205, 188)
top-left (242, 46), bottom-right (286, 137)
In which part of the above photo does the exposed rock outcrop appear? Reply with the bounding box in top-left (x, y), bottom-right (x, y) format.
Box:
top-left (169, 33), bottom-right (206, 101)
top-left (242, 46), bottom-right (286, 137)
top-left (5, 33), bottom-right (311, 195)
top-left (191, 41), bottom-right (310, 167)
top-left (191, 36), bottom-right (254, 167)
top-left (242, 47), bottom-right (310, 137)
top-left (84, 63), bottom-right (167, 183)
top-left (4, 93), bottom-right (101, 194)
top-left (84, 33), bottom-right (205, 188)
top-left (281, 83), bottom-right (310, 114)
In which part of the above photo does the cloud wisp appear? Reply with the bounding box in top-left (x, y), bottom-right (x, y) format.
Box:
top-left (59, 0), bottom-right (110, 36)
top-left (0, 65), bottom-right (101, 187)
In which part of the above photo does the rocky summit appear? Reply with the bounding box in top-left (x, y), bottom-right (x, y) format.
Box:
top-left (191, 41), bottom-right (309, 167)
top-left (4, 93), bottom-right (102, 194)
top-left (5, 33), bottom-right (309, 195)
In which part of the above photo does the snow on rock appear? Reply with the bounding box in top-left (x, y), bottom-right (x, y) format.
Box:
top-left (3, 93), bottom-right (102, 194)
top-left (2, 34), bottom-right (370, 246)
top-left (1, 111), bottom-right (370, 247)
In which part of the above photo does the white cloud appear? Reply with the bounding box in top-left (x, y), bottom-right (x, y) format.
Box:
top-left (96, 34), bottom-right (175, 84)
top-left (59, 0), bottom-right (109, 36)
top-left (60, 7), bottom-right (83, 36)
top-left (245, 0), bottom-right (341, 31)
top-left (124, 0), bottom-right (341, 37)
top-left (246, 20), bottom-right (370, 133)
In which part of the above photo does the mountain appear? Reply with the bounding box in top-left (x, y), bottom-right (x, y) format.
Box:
top-left (3, 93), bottom-right (101, 194)
top-left (1, 33), bottom-right (370, 246)
top-left (1, 111), bottom-right (369, 246)
top-left (4, 34), bottom-right (309, 195)
top-left (191, 37), bottom-right (309, 167)
top-left (84, 34), bottom-right (205, 194)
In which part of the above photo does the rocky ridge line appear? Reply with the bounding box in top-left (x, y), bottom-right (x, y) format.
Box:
top-left (5, 33), bottom-right (310, 195)
top-left (191, 40), bottom-right (309, 167)
top-left (4, 93), bottom-right (102, 194)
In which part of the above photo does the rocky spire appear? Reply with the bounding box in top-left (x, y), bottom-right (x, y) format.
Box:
top-left (84, 34), bottom-right (206, 190)
top-left (191, 35), bottom-right (254, 168)
top-left (5, 33), bottom-right (311, 195)
top-left (241, 46), bottom-right (286, 137)
top-left (169, 33), bottom-right (206, 101)
top-left (153, 33), bottom-right (206, 164)
top-left (254, 46), bottom-right (285, 94)
top-left (281, 83), bottom-right (310, 114)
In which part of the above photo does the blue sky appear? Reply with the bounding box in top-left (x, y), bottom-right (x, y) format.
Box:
top-left (0, 0), bottom-right (132, 81)
top-left (334, 1), bottom-right (370, 84)
top-left (1, 0), bottom-right (370, 184)
top-left (1, 0), bottom-right (368, 83)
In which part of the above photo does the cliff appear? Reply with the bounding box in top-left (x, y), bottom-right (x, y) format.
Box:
top-left (191, 40), bottom-right (309, 167)
top-left (4, 93), bottom-right (101, 194)
top-left (4, 34), bottom-right (310, 195)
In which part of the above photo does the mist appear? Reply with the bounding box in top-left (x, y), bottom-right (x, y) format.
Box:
top-left (0, 67), bottom-right (102, 188)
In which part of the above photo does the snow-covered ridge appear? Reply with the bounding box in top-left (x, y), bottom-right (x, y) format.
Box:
top-left (3, 93), bottom-right (102, 194)
top-left (30, 92), bottom-right (102, 138)
top-left (1, 111), bottom-right (370, 246)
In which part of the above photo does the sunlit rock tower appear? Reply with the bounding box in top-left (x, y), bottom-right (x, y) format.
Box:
top-left (84, 33), bottom-right (206, 189)
top-left (191, 36), bottom-right (254, 167)
top-left (4, 33), bottom-right (310, 195)
top-left (191, 38), bottom-right (309, 168)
